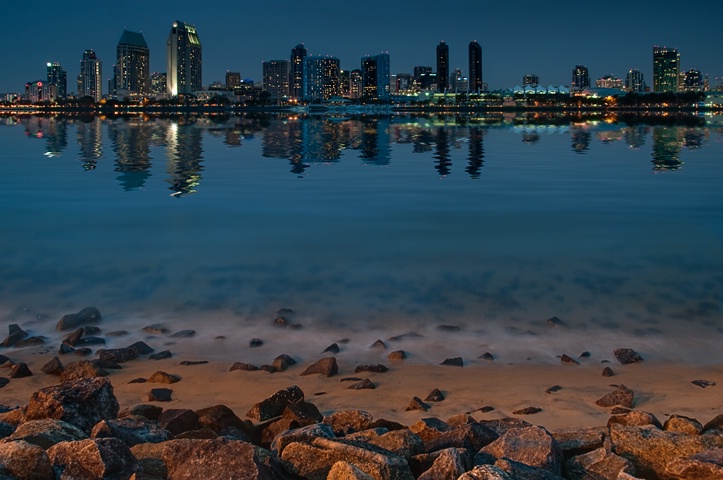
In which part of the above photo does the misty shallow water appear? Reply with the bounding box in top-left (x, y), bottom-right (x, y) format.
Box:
top-left (1, 113), bottom-right (722, 364)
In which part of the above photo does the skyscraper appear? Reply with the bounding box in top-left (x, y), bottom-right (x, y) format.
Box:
top-left (302, 56), bottom-right (340, 101)
top-left (523, 74), bottom-right (539, 87)
top-left (571, 65), bottom-right (590, 90)
top-left (78, 50), bottom-right (102, 101)
top-left (47, 62), bottom-right (67, 99)
top-left (225, 72), bottom-right (241, 90)
top-left (263, 60), bottom-right (290, 99)
top-left (625, 69), bottom-right (646, 93)
top-left (361, 53), bottom-right (390, 101)
top-left (167, 21), bottom-right (202, 96)
top-left (468, 41), bottom-right (482, 93)
top-left (290, 44), bottom-right (307, 99)
top-left (114, 30), bottom-right (149, 98)
top-left (436, 41), bottom-right (449, 92)
top-left (653, 46), bottom-right (680, 93)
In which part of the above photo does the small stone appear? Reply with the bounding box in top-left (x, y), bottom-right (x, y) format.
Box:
top-left (128, 378), bottom-right (147, 384)
top-left (691, 379), bottom-right (716, 388)
top-left (147, 371), bottom-right (180, 384)
top-left (614, 348), bottom-right (643, 364)
top-left (129, 404), bottom-right (163, 421)
top-left (322, 343), bottom-right (339, 353)
top-left (229, 362), bottom-right (258, 371)
top-left (9, 362), bottom-right (32, 378)
top-left (388, 350), bottom-right (407, 360)
top-left (300, 357), bottom-right (338, 377)
top-left (478, 352), bottom-right (494, 361)
top-left (595, 385), bottom-right (634, 408)
top-left (561, 354), bottom-right (579, 365)
top-left (74, 347), bottom-right (92, 356)
top-left (169, 330), bottom-right (195, 338)
top-left (260, 365), bottom-right (277, 373)
top-left (440, 357), bottom-right (463, 367)
top-left (425, 388), bottom-right (445, 402)
top-left (179, 360), bottom-right (208, 366)
top-left (274, 354), bottom-right (296, 366)
top-left (143, 324), bottom-right (169, 335)
top-left (127, 341), bottom-right (154, 355)
top-left (0, 323), bottom-right (28, 347)
top-left (580, 351), bottom-right (591, 358)
top-left (58, 343), bottom-right (75, 355)
top-left (249, 338), bottom-right (263, 347)
top-left (347, 379), bottom-right (375, 390)
top-left (546, 385), bottom-right (562, 394)
top-left (602, 367), bottom-right (615, 377)
top-left (148, 388), bottom-right (173, 402)
top-left (513, 406), bottom-right (542, 415)
top-left (63, 328), bottom-right (84, 347)
top-left (369, 339), bottom-right (387, 349)
top-left (546, 316), bottom-right (565, 327)
top-left (149, 350), bottom-right (172, 360)
top-left (272, 354), bottom-right (295, 372)
top-left (406, 397), bottom-right (430, 411)
top-left (354, 364), bottom-right (388, 373)
top-left (41, 356), bottom-right (64, 376)
top-left (340, 377), bottom-right (363, 382)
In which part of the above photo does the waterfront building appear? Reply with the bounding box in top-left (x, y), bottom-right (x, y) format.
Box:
top-left (263, 60), bottom-right (290, 99)
top-left (436, 41), bottom-right (449, 92)
top-left (47, 62), bottom-right (67, 99)
top-left (683, 68), bottom-right (704, 92)
top-left (302, 56), bottom-right (340, 101)
top-left (150, 72), bottom-right (167, 97)
top-left (225, 71), bottom-right (241, 90)
top-left (625, 69), bottom-right (646, 93)
top-left (468, 41), bottom-right (482, 93)
top-left (77, 50), bottom-right (102, 101)
top-left (395, 73), bottom-right (414, 94)
top-left (350, 69), bottom-right (362, 99)
top-left (167, 21), bottom-right (202, 96)
top-left (596, 75), bottom-right (623, 89)
top-left (451, 68), bottom-right (468, 93)
top-left (290, 44), bottom-right (307, 99)
top-left (523, 74), bottom-right (539, 87)
top-left (114, 30), bottom-right (149, 98)
top-left (653, 46), bottom-right (680, 93)
top-left (571, 65), bottom-right (590, 90)
top-left (340, 70), bottom-right (351, 98)
top-left (361, 53), bottom-right (390, 101)
top-left (25, 80), bottom-right (56, 103)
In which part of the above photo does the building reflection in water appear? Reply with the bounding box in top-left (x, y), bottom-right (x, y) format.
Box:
top-left (624, 125), bottom-right (649, 149)
top-left (433, 127), bottom-right (452, 176)
top-left (651, 126), bottom-right (683, 171)
top-left (22, 116), bottom-right (68, 157)
top-left (76, 116), bottom-right (103, 170)
top-left (108, 118), bottom-right (155, 191)
top-left (466, 126), bottom-right (485, 179)
top-left (165, 118), bottom-right (204, 197)
top-left (570, 127), bottom-right (592, 154)
top-left (359, 117), bottom-right (391, 166)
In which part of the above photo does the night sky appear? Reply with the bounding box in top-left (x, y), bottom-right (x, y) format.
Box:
top-left (2, 0), bottom-right (721, 94)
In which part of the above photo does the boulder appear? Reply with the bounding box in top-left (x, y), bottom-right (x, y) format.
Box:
top-left (424, 423), bottom-right (498, 453)
top-left (478, 418), bottom-right (533, 436)
top-left (157, 409), bottom-right (199, 436)
top-left (47, 437), bottom-right (139, 479)
top-left (0, 440), bottom-right (54, 480)
top-left (368, 429), bottom-right (425, 458)
top-left (5, 419), bottom-right (88, 449)
top-left (127, 341), bottom-right (154, 355)
top-left (614, 348), bottom-right (643, 364)
top-left (447, 413), bottom-right (476, 428)
top-left (458, 464), bottom-right (514, 479)
top-left (324, 410), bottom-right (374, 436)
top-left (147, 371), bottom-right (180, 384)
top-left (25, 377), bottom-right (119, 434)
top-left (328, 460), bottom-right (375, 480)
top-left (282, 400), bottom-right (323, 425)
top-left (128, 404), bottom-right (163, 421)
top-left (664, 448), bottom-right (723, 479)
top-left (417, 447), bottom-right (465, 480)
top-left (90, 416), bottom-right (172, 446)
top-left (246, 385), bottom-right (305, 421)
top-left (703, 414), bottom-right (723, 433)
top-left (409, 418), bottom-right (452, 443)
top-left (0, 324), bottom-right (28, 347)
top-left (595, 385), bottom-right (634, 408)
top-left (40, 356), bottom-right (64, 376)
top-left (271, 422), bottom-right (336, 456)
top-left (59, 360), bottom-right (107, 382)
top-left (664, 415), bottom-right (703, 435)
top-left (98, 347), bottom-right (139, 363)
top-left (479, 425), bottom-right (564, 475)
top-left (492, 457), bottom-right (566, 480)
top-left (10, 362), bottom-right (32, 379)
top-left (148, 388), bottom-right (173, 402)
top-left (56, 307), bottom-right (102, 331)
top-left (550, 426), bottom-right (606, 457)
top-left (300, 357), bottom-right (338, 377)
top-left (0, 407), bottom-right (26, 427)
top-left (195, 405), bottom-right (252, 437)
top-left (566, 447), bottom-right (636, 480)
top-left (608, 410), bottom-right (662, 429)
top-left (388, 350), bottom-right (406, 360)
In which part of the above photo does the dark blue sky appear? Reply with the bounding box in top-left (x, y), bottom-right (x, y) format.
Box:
top-left (2, 0), bottom-right (721, 93)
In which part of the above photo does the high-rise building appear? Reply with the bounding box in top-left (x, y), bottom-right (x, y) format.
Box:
top-left (150, 72), bottom-right (167, 96)
top-left (290, 44), bottom-right (307, 99)
top-left (436, 41), bottom-right (449, 92)
top-left (114, 30), bottom-right (149, 98)
top-left (468, 41), bottom-right (482, 93)
top-left (596, 75), bottom-right (623, 89)
top-left (414, 66), bottom-right (432, 80)
top-left (225, 71), bottom-right (241, 90)
top-left (340, 70), bottom-right (351, 98)
top-left (683, 68), bottom-right (704, 92)
top-left (302, 56), bottom-right (340, 101)
top-left (361, 53), bottom-right (390, 101)
top-left (77, 50), bottom-right (102, 101)
top-left (625, 69), bottom-right (646, 93)
top-left (523, 74), bottom-right (539, 87)
top-left (571, 65), bottom-right (590, 90)
top-left (350, 69), bottom-right (362, 99)
top-left (263, 60), bottom-right (290, 99)
top-left (167, 21), bottom-right (202, 96)
top-left (25, 80), bottom-right (55, 103)
top-left (450, 68), bottom-right (468, 93)
top-left (47, 62), bottom-right (67, 99)
top-left (653, 46), bottom-right (680, 93)
top-left (395, 73), bottom-right (414, 93)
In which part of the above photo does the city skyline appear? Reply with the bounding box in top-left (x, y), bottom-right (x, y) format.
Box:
top-left (1, 0), bottom-right (722, 94)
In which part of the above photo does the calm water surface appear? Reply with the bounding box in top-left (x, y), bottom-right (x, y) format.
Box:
top-left (2, 113), bottom-right (722, 363)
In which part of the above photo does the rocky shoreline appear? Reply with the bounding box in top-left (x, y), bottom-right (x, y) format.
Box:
top-left (0, 308), bottom-right (722, 479)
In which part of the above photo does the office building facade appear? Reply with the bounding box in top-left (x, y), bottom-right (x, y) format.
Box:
top-left (653, 46), bottom-right (680, 93)
top-left (78, 50), bottom-right (102, 101)
top-left (263, 60), bottom-right (290, 99)
top-left (167, 21), bottom-right (202, 96)
top-left (361, 53), bottom-right (390, 101)
top-left (436, 41), bottom-right (449, 92)
top-left (625, 69), bottom-right (646, 93)
top-left (47, 62), bottom-right (67, 99)
top-left (302, 56), bottom-right (340, 101)
top-left (571, 65), bottom-right (590, 90)
top-left (468, 41), bottom-right (482, 93)
top-left (114, 30), bottom-right (150, 98)
top-left (290, 44), bottom-right (307, 99)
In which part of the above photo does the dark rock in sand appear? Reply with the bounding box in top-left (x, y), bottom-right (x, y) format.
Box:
top-left (272, 355), bottom-right (293, 372)
top-left (323, 410), bottom-right (373, 436)
top-left (91, 416), bottom-right (172, 446)
top-left (143, 324), bottom-right (169, 334)
top-left (149, 350), bottom-right (172, 360)
top-left (230, 362), bottom-right (259, 371)
top-left (340, 377), bottom-right (364, 382)
top-left (546, 386), bottom-right (562, 394)
top-left (147, 371), bottom-right (180, 384)
top-left (579, 351), bottom-right (591, 358)
top-left (179, 360), bottom-right (208, 366)
top-left (26, 377), bottom-right (119, 434)
top-left (249, 338), bottom-right (263, 347)
top-left (14, 335), bottom-right (45, 347)
top-left (665, 448), bottom-right (723, 479)
top-left (92, 358), bottom-right (122, 369)
top-left (388, 350), bottom-right (407, 360)
top-left (127, 340), bottom-right (154, 355)
top-left (260, 364), bottom-right (277, 373)
top-left (691, 379), bottom-right (716, 388)
top-left (370, 339), bottom-right (387, 349)
top-left (275, 353), bottom-right (296, 366)
top-left (478, 352), bottom-right (494, 361)
top-left (614, 348), bottom-right (643, 364)
top-left (436, 325), bottom-right (461, 332)
top-left (560, 354), bottom-right (579, 365)
top-left (446, 413), bottom-right (476, 428)
top-left (323, 343), bottom-right (340, 354)
top-left (169, 329), bottom-right (195, 338)
top-left (63, 329), bottom-right (85, 347)
top-left (702, 414), bottom-right (723, 433)
top-left (602, 366), bottom-right (615, 377)
top-left (425, 423), bottom-right (499, 454)
top-left (0, 377), bottom-right (8, 388)
top-left (47, 437), bottom-right (139, 480)
top-left (246, 385), bottom-right (305, 421)
top-left (129, 404), bottom-right (163, 421)
top-left (546, 316), bottom-right (565, 327)
top-left (158, 408), bottom-right (199, 435)
top-left (551, 426), bottom-right (606, 457)
top-left (566, 446), bottom-right (636, 480)
top-left (172, 428), bottom-right (218, 440)
top-left (418, 447), bottom-right (466, 480)
top-left (56, 307), bottom-right (102, 331)
top-left (74, 347), bottom-right (92, 356)
top-left (355, 364), bottom-right (389, 373)
top-left (0, 324), bottom-right (28, 347)
top-left (595, 384), bottom-right (634, 408)
top-left (608, 410), bottom-right (663, 429)
top-left (388, 332), bottom-right (423, 341)
top-left (10, 362), bottom-right (32, 378)
top-left (58, 343), bottom-right (74, 355)
top-left (406, 397), bottom-right (430, 412)
top-left (59, 360), bottom-right (107, 382)
top-left (75, 336), bottom-right (105, 346)
top-left (348, 379), bottom-right (375, 390)
top-left (98, 347), bottom-right (139, 363)
top-left (424, 388), bottom-right (445, 402)
top-left (82, 325), bottom-right (101, 335)
top-left (148, 388), bottom-right (173, 402)
top-left (479, 425), bottom-right (564, 475)
top-left (300, 357), bottom-right (338, 377)
top-left (664, 415), bottom-right (703, 435)
top-left (440, 357), bottom-right (463, 367)
top-left (128, 378), bottom-right (147, 384)
top-left (513, 407), bottom-right (542, 415)
top-left (409, 418), bottom-right (452, 443)
top-left (0, 439), bottom-right (54, 480)
top-left (41, 356), bottom-right (64, 376)
top-left (282, 400), bottom-right (323, 426)
top-left (6, 419), bottom-right (88, 449)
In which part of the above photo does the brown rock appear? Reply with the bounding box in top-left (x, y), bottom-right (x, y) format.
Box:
top-left (424, 423), bottom-right (499, 454)
top-left (323, 410), bottom-right (373, 436)
top-left (246, 385), bottom-right (305, 421)
top-left (10, 362), bottom-right (32, 378)
top-left (664, 448), bottom-right (723, 479)
top-left (458, 464), bottom-right (514, 479)
top-left (40, 356), bottom-right (64, 376)
top-left (418, 447), bottom-right (466, 480)
top-left (6, 419), bottom-right (87, 450)
top-left (59, 360), bottom-right (107, 382)
top-left (566, 447), bottom-right (636, 480)
top-left (47, 437), bottom-right (139, 479)
top-left (148, 350), bottom-right (172, 360)
top-left (595, 384), bottom-right (634, 408)
top-left (195, 404), bottom-right (251, 435)
top-left (158, 409), bottom-right (199, 435)
top-left (369, 339), bottom-right (387, 349)
top-left (478, 418), bottom-right (533, 436)
top-left (369, 429), bottom-right (425, 458)
top-left (551, 426), bottom-right (606, 457)
top-left (602, 366), bottom-right (615, 377)
top-left (0, 439), bottom-right (54, 480)
top-left (348, 379), bottom-right (375, 390)
top-left (614, 348), bottom-right (643, 364)
top-left (148, 388), bottom-right (173, 402)
top-left (478, 352), bottom-right (494, 361)
top-left (388, 350), bottom-right (406, 360)
top-left (328, 460), bottom-right (376, 480)
top-left (1, 323), bottom-right (29, 347)
top-left (56, 306), bottom-right (102, 331)
top-left (354, 364), bottom-right (388, 373)
top-left (440, 357), bottom-right (463, 367)
top-left (270, 422), bottom-right (335, 456)
top-left (0, 406), bottom-right (26, 426)
top-left (147, 371), bottom-right (180, 384)
top-left (513, 407), bottom-right (542, 415)
top-left (447, 413), bottom-right (476, 428)
top-left (702, 414), bottom-right (723, 433)
top-left (424, 388), bottom-right (445, 402)
top-left (90, 416), bottom-right (172, 446)
top-left (479, 425), bottom-right (564, 475)
top-left (608, 410), bottom-right (663, 429)
top-left (405, 397), bottom-right (430, 412)
top-left (409, 417), bottom-right (452, 443)
top-left (128, 404), bottom-right (163, 421)
top-left (301, 357), bottom-right (339, 377)
top-left (230, 362), bottom-right (259, 371)
top-left (560, 354), bottom-right (579, 365)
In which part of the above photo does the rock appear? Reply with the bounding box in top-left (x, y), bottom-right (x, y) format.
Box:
top-left (142, 324), bottom-right (169, 334)
top-left (664, 448), bottom-right (723, 479)
top-left (703, 414), bottom-right (723, 433)
top-left (602, 366), bottom-right (615, 377)
top-left (93, 358), bottom-right (122, 369)
top-left (127, 341), bottom-right (154, 355)
top-left (25, 377), bottom-right (119, 434)
top-left (272, 354), bottom-right (295, 372)
top-left (611, 407), bottom-right (631, 415)
top-left (6, 419), bottom-right (87, 449)
top-left (75, 335), bottom-right (105, 347)
top-left (323, 343), bottom-right (340, 353)
top-left (458, 464), bottom-right (514, 479)
top-left (179, 360), bottom-right (208, 366)
top-left (436, 325), bottom-right (461, 332)
top-left (424, 423), bottom-right (499, 454)
top-left (274, 354), bottom-right (296, 365)
top-left (195, 405), bottom-right (251, 435)
top-left (479, 425), bottom-right (564, 475)
top-left (47, 437), bottom-right (139, 479)
top-left (98, 347), bottom-right (139, 363)
top-left (595, 384), bottom-right (634, 408)
top-left (90, 416), bottom-right (172, 446)
top-left (492, 458), bottom-right (566, 480)
top-left (579, 351), bottom-right (591, 358)
top-left (147, 371), bottom-right (180, 384)
top-left (10, 362), bottom-right (32, 378)
top-left (388, 350), bottom-right (406, 360)
top-left (354, 364), bottom-right (388, 373)
top-left (246, 385), bottom-right (305, 421)
top-left (249, 338), bottom-right (263, 347)
top-left (128, 404), bottom-right (163, 421)
top-left (440, 357), bottom-right (463, 367)
top-left (551, 426), bottom-right (606, 457)
top-left (158, 409), bottom-right (199, 435)
top-left (691, 379), bottom-right (716, 388)
top-left (406, 397), bottom-right (430, 412)
top-left (409, 418), bottom-right (452, 443)
top-left (148, 388), bottom-right (173, 402)
top-left (0, 421), bottom-right (13, 438)
top-left (56, 307), bottom-right (102, 331)
top-left (560, 354), bottom-right (579, 365)
top-left (260, 365), bottom-right (277, 373)
top-left (369, 418), bottom-right (406, 431)
top-left (149, 350), bottom-right (172, 360)
top-left (271, 422), bottom-right (336, 456)
top-left (281, 436), bottom-right (415, 480)
top-left (230, 362), bottom-right (259, 371)
top-left (0, 407), bottom-right (26, 427)
top-left (369, 429), bottom-right (425, 458)
top-left (323, 410), bottom-right (373, 436)
top-left (328, 460), bottom-right (376, 480)
top-left (478, 418), bottom-right (533, 436)
top-left (546, 316), bottom-right (565, 327)
top-left (0, 323), bottom-right (28, 347)
top-left (40, 356), bottom-right (64, 376)
top-left (608, 410), bottom-right (663, 429)
top-left (418, 447), bottom-right (466, 480)
top-left (513, 406), bottom-right (542, 415)
top-left (74, 347), bottom-right (93, 356)
top-left (546, 386), bottom-right (562, 394)
top-left (59, 360), bottom-right (107, 382)
top-left (169, 329), bottom-right (195, 338)
top-left (83, 326), bottom-right (101, 335)
top-left (447, 413), bottom-right (476, 428)
top-left (174, 428), bottom-right (218, 440)
top-left (370, 339), bottom-right (387, 349)
top-left (478, 352), bottom-right (494, 361)
top-left (614, 348), bottom-right (643, 364)
top-left (610, 423), bottom-right (719, 479)
top-left (348, 379), bottom-right (375, 390)
top-left (388, 332), bottom-right (423, 341)
top-left (566, 447), bottom-right (636, 480)
top-left (0, 440), bottom-right (54, 480)
top-left (0, 377), bottom-right (8, 388)
top-left (58, 343), bottom-right (75, 355)
top-left (424, 388), bottom-right (445, 402)
top-left (128, 378), bottom-right (147, 384)
top-left (300, 357), bottom-right (338, 377)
